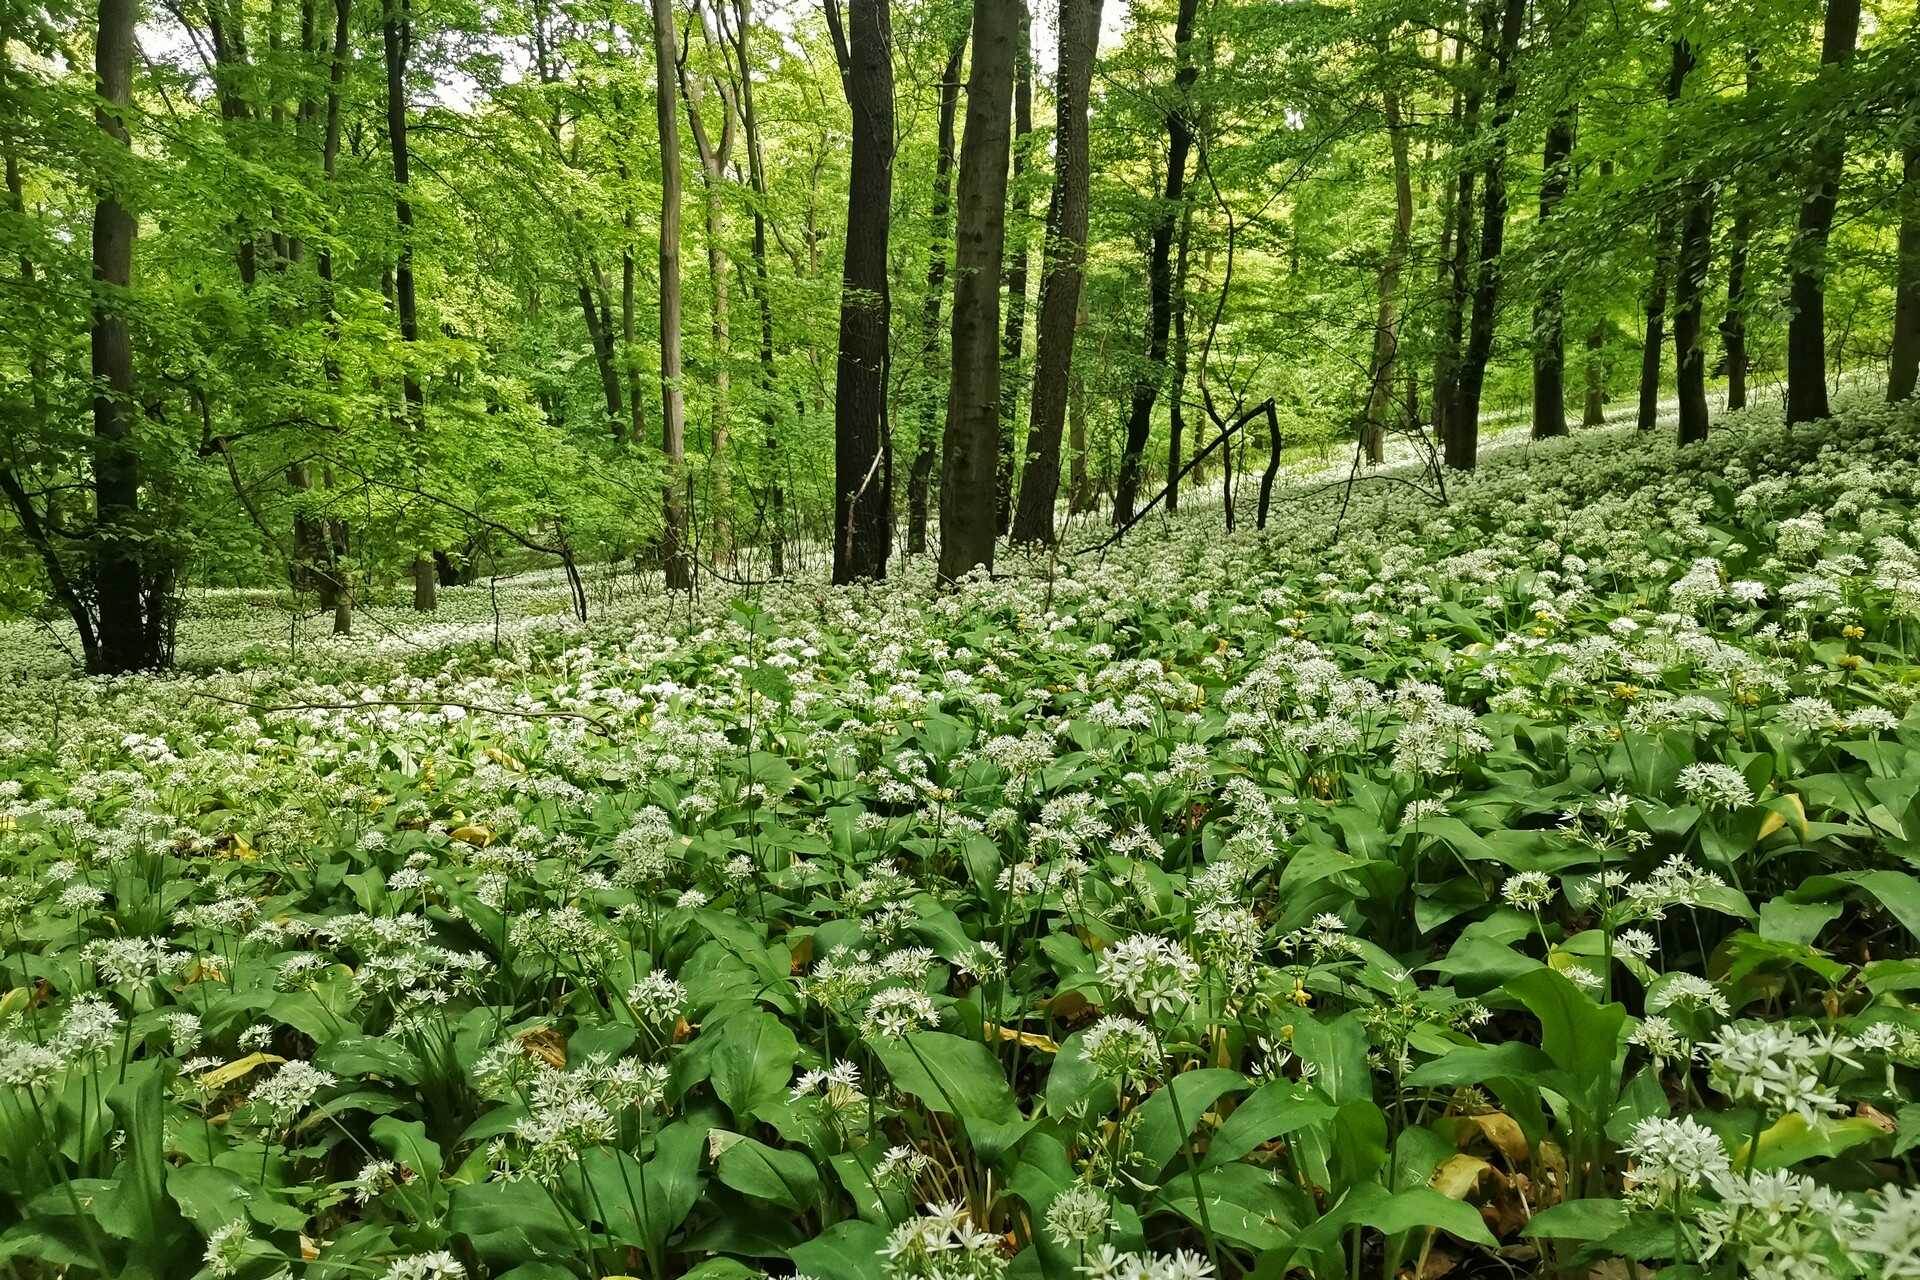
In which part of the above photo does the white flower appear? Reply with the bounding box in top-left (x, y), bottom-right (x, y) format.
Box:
top-left (1095, 934), bottom-right (1200, 1016)
top-left (1621, 1115), bottom-right (1729, 1203)
top-left (1676, 762), bottom-right (1754, 811)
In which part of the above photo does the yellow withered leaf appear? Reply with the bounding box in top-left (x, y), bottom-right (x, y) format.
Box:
top-left (1466, 1112), bottom-right (1530, 1164)
top-left (200, 1052), bottom-right (286, 1089)
top-left (1430, 1153), bottom-right (1493, 1200)
top-left (484, 747), bottom-right (525, 772)
top-left (449, 824), bottom-right (493, 848)
top-left (1757, 793), bottom-right (1809, 842)
top-left (517, 1026), bottom-right (567, 1069)
top-left (988, 1024), bottom-right (1060, 1054)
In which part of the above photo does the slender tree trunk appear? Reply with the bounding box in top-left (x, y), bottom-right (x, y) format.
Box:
top-left (727, 0), bottom-right (785, 571)
top-left (652, 0), bottom-right (693, 587)
top-left (1717, 52), bottom-right (1758, 413)
top-left (1637, 38), bottom-right (1693, 433)
top-left (581, 280), bottom-right (625, 431)
top-left (1113, 0), bottom-right (1199, 524)
top-left (937, 0), bottom-right (1018, 582)
top-left (383, 0), bottom-right (435, 612)
top-left (1067, 294), bottom-right (1093, 514)
top-left (1786, 0), bottom-right (1861, 423)
top-left (682, 14), bottom-right (737, 561)
top-left (1433, 11), bottom-right (1483, 459)
top-left (90, 0), bottom-right (151, 671)
top-left (1166, 196), bottom-right (1193, 510)
top-left (1889, 8), bottom-right (1919, 403)
top-left (1674, 180), bottom-right (1716, 443)
top-left (1011, 0), bottom-right (1100, 543)
top-left (909, 36), bottom-right (966, 555)
top-left (1531, 8), bottom-right (1577, 440)
top-left (1445, 0), bottom-right (1525, 470)
top-left (1365, 76), bottom-right (1413, 460)
top-left (831, 0), bottom-right (895, 583)
top-left (995, 1), bottom-right (1033, 535)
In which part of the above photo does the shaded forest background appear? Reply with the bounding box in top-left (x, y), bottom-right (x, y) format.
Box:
top-left (1, 0), bottom-right (1916, 671)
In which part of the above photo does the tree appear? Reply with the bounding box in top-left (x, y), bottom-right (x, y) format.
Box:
top-left (1011, 0), bottom-right (1102, 544)
top-left (92, 0), bottom-right (167, 669)
top-left (1888, 18), bottom-right (1918, 403)
top-left (1785, 0), bottom-right (1861, 425)
top-left (1445, 0), bottom-right (1525, 470)
top-left (1635, 37), bottom-right (1692, 434)
top-left (653, 0), bottom-right (694, 588)
top-left (1719, 50), bottom-right (1759, 414)
top-left (938, 0), bottom-right (1018, 582)
top-left (1113, 0), bottom-right (1199, 523)
top-left (828, 0), bottom-right (895, 583)
top-left (907, 34), bottom-right (966, 556)
top-left (1672, 162), bottom-right (1715, 444)
top-left (995, 0), bottom-right (1033, 534)
top-left (1530, 3), bottom-right (1579, 441)
top-left (681, 3), bottom-right (739, 561)
top-left (1365, 58), bottom-right (1414, 460)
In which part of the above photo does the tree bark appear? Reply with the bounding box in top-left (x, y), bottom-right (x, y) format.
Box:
top-left (1719, 52), bottom-right (1758, 413)
top-left (909, 35), bottom-right (966, 555)
top-left (1113, 0), bottom-right (1199, 524)
top-left (726, 0), bottom-right (786, 571)
top-left (1068, 293), bottom-right (1094, 514)
top-left (1166, 193), bottom-right (1194, 513)
top-left (1444, 0), bottom-right (1524, 470)
top-left (937, 0), bottom-right (1018, 582)
top-left (830, 0), bottom-right (895, 583)
top-left (92, 0), bottom-right (155, 670)
top-left (1531, 6), bottom-right (1577, 440)
top-left (1674, 182), bottom-right (1716, 444)
top-left (1785, 0), bottom-right (1861, 423)
top-left (682, 15), bottom-right (738, 560)
top-left (1432, 10), bottom-right (1483, 459)
top-left (1365, 74), bottom-right (1413, 460)
top-left (1636, 38), bottom-right (1693, 433)
top-left (1010, 0), bottom-right (1101, 544)
top-left (652, 0), bottom-right (693, 587)
top-left (995, 0), bottom-right (1033, 535)
top-left (1889, 19), bottom-right (1919, 402)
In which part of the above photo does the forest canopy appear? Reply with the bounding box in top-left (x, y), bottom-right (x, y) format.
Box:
top-left (0, 0), bottom-right (1916, 661)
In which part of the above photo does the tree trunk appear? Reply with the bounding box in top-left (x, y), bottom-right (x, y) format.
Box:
top-left (1785, 0), bottom-right (1860, 423)
top-left (581, 279), bottom-right (625, 432)
top-left (1530, 11), bottom-right (1576, 440)
top-left (830, 0), bottom-right (895, 583)
top-left (682, 12), bottom-right (737, 562)
top-left (909, 35), bottom-right (966, 555)
top-left (726, 0), bottom-right (785, 572)
top-left (1013, 0), bottom-right (1105, 541)
top-left (1113, 0), bottom-right (1199, 523)
top-left (91, 0), bottom-right (154, 671)
top-left (1011, 0), bottom-right (1101, 544)
top-left (1636, 38), bottom-right (1693, 433)
top-left (937, 0), bottom-right (1018, 582)
top-left (1674, 182), bottom-right (1716, 444)
top-left (1433, 10), bottom-right (1483, 460)
top-left (384, 0), bottom-right (435, 612)
top-left (1166, 195), bottom-right (1193, 511)
top-left (1364, 75), bottom-right (1413, 460)
top-left (412, 554), bottom-right (437, 610)
top-left (995, 0), bottom-right (1033, 535)
top-left (1718, 52), bottom-right (1758, 413)
top-left (652, 0), bottom-right (693, 587)
top-left (1068, 294), bottom-right (1094, 514)
top-left (1889, 21), bottom-right (1919, 401)
top-left (1445, 0), bottom-right (1525, 470)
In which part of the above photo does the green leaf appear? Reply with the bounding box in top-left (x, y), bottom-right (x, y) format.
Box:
top-left (1156, 1163), bottom-right (1311, 1249)
top-left (873, 1031), bottom-right (1026, 1160)
top-left (714, 1134), bottom-right (821, 1211)
top-left (1505, 967), bottom-right (1625, 1118)
top-left (1132, 1068), bottom-right (1248, 1175)
top-left (1202, 1080), bottom-right (1337, 1168)
top-left (698, 1008), bottom-right (802, 1124)
top-left (789, 1220), bottom-right (889, 1280)
top-left (1522, 1198), bottom-right (1628, 1240)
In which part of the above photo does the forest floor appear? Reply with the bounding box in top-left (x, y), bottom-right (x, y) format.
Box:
top-left (3, 383), bottom-right (1920, 1280)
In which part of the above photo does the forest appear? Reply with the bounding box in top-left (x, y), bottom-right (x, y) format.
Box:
top-left (5, 0), bottom-right (1920, 1278)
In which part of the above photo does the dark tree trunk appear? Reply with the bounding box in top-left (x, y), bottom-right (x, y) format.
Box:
top-left (908, 36), bottom-right (965, 555)
top-left (1433, 10), bottom-right (1485, 460)
top-left (1011, 0), bottom-right (1101, 544)
top-left (995, 1), bottom-right (1032, 535)
top-left (1720, 52), bottom-right (1758, 412)
top-left (1068, 293), bottom-right (1094, 514)
top-left (1445, 0), bottom-right (1525, 470)
top-left (581, 280), bottom-right (625, 432)
top-left (91, 0), bottom-right (156, 671)
top-left (1531, 8), bottom-right (1577, 441)
top-left (937, 0), bottom-right (1018, 582)
top-left (1637, 39), bottom-right (1693, 433)
top-left (1166, 195), bottom-right (1193, 511)
top-left (1113, 0), bottom-right (1199, 524)
top-left (1889, 25), bottom-right (1919, 401)
top-left (1786, 0), bottom-right (1860, 424)
top-left (1364, 74), bottom-right (1413, 461)
top-left (831, 0), bottom-right (895, 583)
top-left (383, 0), bottom-right (436, 612)
top-left (1674, 184), bottom-right (1716, 444)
